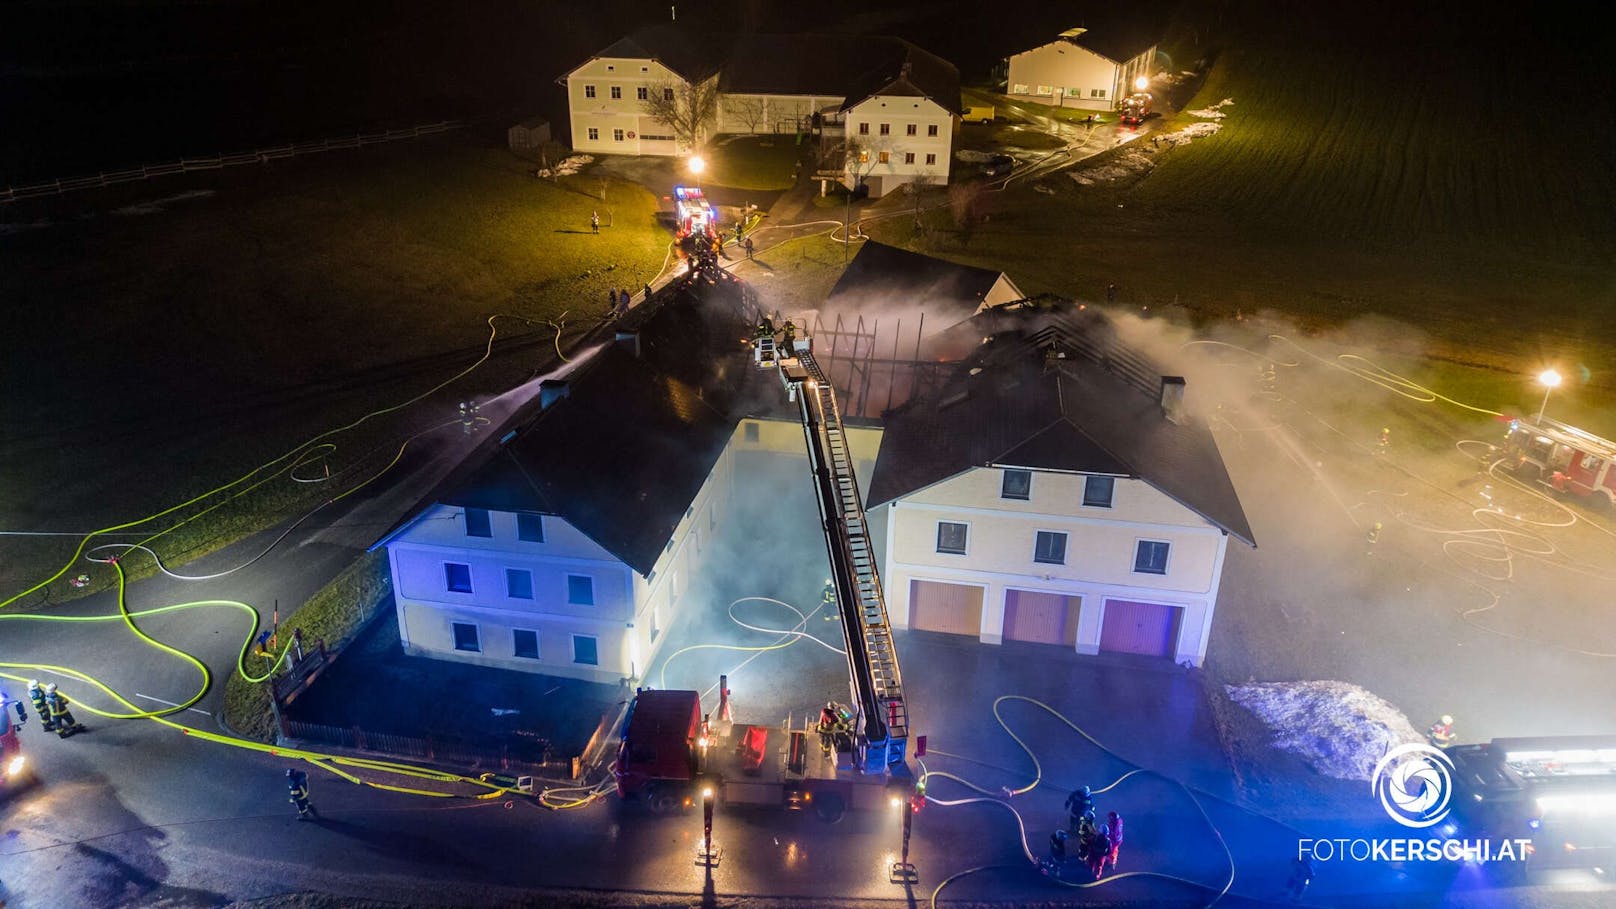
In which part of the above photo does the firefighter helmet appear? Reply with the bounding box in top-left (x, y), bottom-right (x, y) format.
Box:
top-left (1082, 785), bottom-right (1091, 796)
top-left (287, 768), bottom-right (298, 779)
top-left (1440, 715), bottom-right (1453, 726)
top-left (27, 680), bottom-right (40, 693)
top-left (43, 683), bottom-right (57, 696)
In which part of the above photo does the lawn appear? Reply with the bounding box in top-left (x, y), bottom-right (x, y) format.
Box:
top-left (0, 135), bottom-right (674, 606)
top-left (705, 134), bottom-right (803, 191)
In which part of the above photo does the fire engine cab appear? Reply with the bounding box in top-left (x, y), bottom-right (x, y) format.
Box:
top-left (1, 692), bottom-right (26, 793)
top-left (1502, 417), bottom-right (1616, 506)
top-left (673, 185), bottom-right (717, 242)
top-left (1448, 735), bottom-right (1616, 870)
top-left (1118, 92), bottom-right (1152, 125)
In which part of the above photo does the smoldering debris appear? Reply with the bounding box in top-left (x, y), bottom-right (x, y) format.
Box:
top-left (1228, 680), bottom-right (1423, 781)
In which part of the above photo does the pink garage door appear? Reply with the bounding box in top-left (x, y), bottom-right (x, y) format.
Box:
top-left (1003, 589), bottom-right (1081, 647)
top-left (1099, 599), bottom-right (1181, 658)
top-left (908, 580), bottom-right (983, 637)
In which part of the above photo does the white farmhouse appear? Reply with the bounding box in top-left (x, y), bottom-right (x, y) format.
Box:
top-left (372, 273), bottom-right (767, 684)
top-left (868, 305), bottom-right (1253, 666)
top-left (1006, 27), bottom-right (1157, 112)
top-left (558, 27), bottom-right (960, 197)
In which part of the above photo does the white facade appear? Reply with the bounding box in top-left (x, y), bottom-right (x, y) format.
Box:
top-left (715, 92), bottom-right (842, 136)
top-left (880, 466), bottom-right (1230, 666)
top-left (565, 55), bottom-right (710, 157)
top-left (842, 95), bottom-right (955, 198)
top-left (1006, 38), bottom-right (1155, 112)
top-left (384, 446), bottom-right (734, 684)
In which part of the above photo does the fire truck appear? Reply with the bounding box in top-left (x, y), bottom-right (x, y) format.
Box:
top-left (1447, 735), bottom-right (1616, 870)
top-left (1118, 92), bottom-right (1152, 126)
top-left (673, 186), bottom-right (718, 246)
top-left (1, 694), bottom-right (26, 794)
top-left (614, 319), bottom-right (912, 824)
top-left (1501, 417), bottom-right (1616, 506)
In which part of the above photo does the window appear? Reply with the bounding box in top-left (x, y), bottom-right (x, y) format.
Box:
top-left (904, 152), bottom-right (915, 164)
top-left (906, 123), bottom-right (917, 136)
top-left (1034, 531), bottom-right (1068, 565)
top-left (517, 513), bottom-right (544, 542)
top-left (587, 127), bottom-right (599, 141)
top-left (636, 86), bottom-right (648, 100)
top-left (1001, 468), bottom-right (1032, 500)
top-left (878, 151), bottom-right (890, 164)
top-left (463, 507), bottom-right (491, 538)
top-left (513, 629), bottom-right (539, 660)
top-left (584, 84), bottom-right (596, 98)
top-left (613, 128), bottom-right (625, 142)
top-left (1066, 87), bottom-right (1082, 97)
top-left (1091, 89), bottom-right (1107, 99)
top-left (1134, 540), bottom-right (1170, 575)
top-left (641, 66), bottom-right (649, 73)
top-left (936, 521), bottom-right (968, 555)
top-left (444, 562), bottom-right (472, 593)
top-left (663, 87), bottom-right (674, 101)
top-left (573, 634), bottom-right (599, 665)
top-left (925, 153), bottom-right (936, 165)
top-left (610, 85), bottom-right (622, 99)
top-left (744, 421), bottom-right (760, 443)
top-left (452, 621), bottom-right (480, 652)
top-left (879, 123), bottom-right (890, 136)
top-left (1011, 83), bottom-right (1029, 95)
top-left (567, 574), bottom-right (595, 605)
top-left (606, 65), bottom-right (615, 72)
top-left (927, 124), bottom-right (939, 137)
top-left (858, 122), bottom-right (869, 135)
top-left (506, 568), bottom-right (533, 600)
top-left (1036, 85), bottom-right (1053, 96)
top-left (1083, 476), bottom-right (1115, 508)
top-left (857, 149), bottom-right (870, 163)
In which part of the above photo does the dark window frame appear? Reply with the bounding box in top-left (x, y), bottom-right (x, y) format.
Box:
top-left (1083, 475), bottom-right (1115, 508)
top-left (572, 634), bottom-right (600, 665)
top-left (1134, 540), bottom-right (1170, 575)
top-left (444, 562), bottom-right (473, 593)
top-left (567, 574), bottom-right (596, 605)
top-left (517, 512), bottom-right (545, 542)
top-left (464, 507), bottom-right (492, 538)
top-left (1001, 468), bottom-right (1032, 500)
top-left (451, 621), bottom-right (480, 652)
top-left (506, 568), bottom-right (534, 600)
top-left (513, 628), bottom-right (539, 660)
top-left (1034, 531), bottom-right (1068, 565)
top-left (936, 521), bottom-right (968, 555)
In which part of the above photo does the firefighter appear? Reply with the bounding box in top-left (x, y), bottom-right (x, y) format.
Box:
top-left (1105, 810), bottom-right (1124, 870)
top-left (1065, 785), bottom-right (1095, 831)
top-left (1048, 827), bottom-right (1069, 862)
top-left (1428, 715), bottom-right (1455, 747)
top-left (1085, 822), bottom-right (1113, 879)
top-left (27, 680), bottom-right (52, 733)
top-left (755, 315), bottom-right (776, 340)
top-left (820, 579), bottom-right (839, 622)
top-left (779, 320), bottom-right (797, 357)
top-left (1378, 426), bottom-right (1391, 453)
top-left (817, 702), bottom-right (840, 755)
top-left (590, 210), bottom-right (600, 234)
top-left (287, 768), bottom-right (316, 819)
top-left (44, 684), bottom-right (84, 737)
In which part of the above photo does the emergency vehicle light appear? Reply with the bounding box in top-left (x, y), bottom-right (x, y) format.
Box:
top-left (5, 755), bottom-right (22, 777)
top-left (1536, 792), bottom-right (1616, 816)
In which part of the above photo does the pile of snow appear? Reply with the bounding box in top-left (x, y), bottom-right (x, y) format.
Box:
top-left (1187, 98), bottom-right (1235, 119)
top-left (1227, 681), bottom-right (1424, 781)
top-left (1070, 148), bottom-right (1154, 185)
top-left (112, 188), bottom-right (215, 217)
top-left (536, 154), bottom-right (592, 178)
top-left (1172, 121), bottom-right (1223, 141)
top-left (955, 149), bottom-right (993, 163)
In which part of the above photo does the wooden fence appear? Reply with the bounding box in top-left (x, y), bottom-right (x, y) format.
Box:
top-left (2, 120), bottom-right (464, 204)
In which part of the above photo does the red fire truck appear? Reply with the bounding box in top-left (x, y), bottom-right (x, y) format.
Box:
top-left (1, 694), bottom-right (27, 794)
top-left (1502, 417), bottom-right (1616, 506)
top-left (1118, 92), bottom-right (1152, 125)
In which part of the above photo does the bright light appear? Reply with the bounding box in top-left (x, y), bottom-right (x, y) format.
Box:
top-left (1539, 369), bottom-right (1562, 388)
top-left (5, 755), bottom-right (22, 776)
top-left (1537, 792), bottom-right (1616, 816)
top-left (702, 787), bottom-right (714, 799)
top-left (688, 155), bottom-right (706, 175)
top-left (698, 736), bottom-right (710, 749)
top-left (890, 795), bottom-right (902, 809)
top-left (1134, 75), bottom-right (1150, 91)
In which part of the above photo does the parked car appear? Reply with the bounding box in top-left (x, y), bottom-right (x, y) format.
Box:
top-left (982, 154), bottom-right (1014, 177)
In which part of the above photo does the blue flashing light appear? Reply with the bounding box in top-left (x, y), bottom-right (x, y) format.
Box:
top-left (1528, 817), bottom-right (1542, 830)
top-left (1440, 822), bottom-right (1458, 837)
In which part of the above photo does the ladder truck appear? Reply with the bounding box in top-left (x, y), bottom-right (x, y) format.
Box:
top-left (613, 321), bottom-right (912, 824)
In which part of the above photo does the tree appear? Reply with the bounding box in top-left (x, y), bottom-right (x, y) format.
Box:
top-left (728, 97), bottom-right (767, 135)
top-left (948, 181), bottom-right (982, 246)
top-left (642, 79), bottom-right (720, 153)
top-left (908, 171), bottom-right (937, 233)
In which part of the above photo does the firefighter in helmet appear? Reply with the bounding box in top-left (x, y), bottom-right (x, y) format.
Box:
top-left (1428, 715), bottom-right (1455, 747)
top-left (287, 767), bottom-right (316, 819)
top-left (820, 579), bottom-right (839, 622)
top-left (27, 680), bottom-right (52, 733)
top-left (44, 683), bottom-right (84, 737)
top-left (1066, 785), bottom-right (1095, 830)
top-left (817, 701), bottom-right (851, 756)
top-left (779, 320), bottom-right (797, 357)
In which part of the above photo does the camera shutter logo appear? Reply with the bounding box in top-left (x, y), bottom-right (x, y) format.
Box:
top-left (1372, 743), bottom-right (1455, 828)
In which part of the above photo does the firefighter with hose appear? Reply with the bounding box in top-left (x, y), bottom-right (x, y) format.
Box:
top-left (287, 768), bottom-right (317, 819)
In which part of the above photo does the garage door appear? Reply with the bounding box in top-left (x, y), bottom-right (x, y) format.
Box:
top-left (1099, 599), bottom-right (1181, 658)
top-left (908, 580), bottom-right (983, 637)
top-left (1003, 589), bottom-right (1081, 647)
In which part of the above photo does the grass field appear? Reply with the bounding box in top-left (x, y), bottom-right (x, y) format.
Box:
top-left (706, 135), bottom-right (803, 191)
top-left (0, 134), bottom-right (673, 605)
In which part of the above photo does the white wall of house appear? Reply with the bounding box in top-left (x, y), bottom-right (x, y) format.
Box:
top-left (880, 466), bottom-right (1229, 665)
top-left (385, 446), bottom-right (734, 684)
top-left (842, 95), bottom-right (954, 198)
top-left (1006, 40), bottom-right (1155, 112)
top-left (716, 92), bottom-right (843, 136)
top-left (565, 56), bottom-right (702, 157)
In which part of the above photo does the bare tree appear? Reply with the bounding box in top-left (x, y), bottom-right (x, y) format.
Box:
top-left (908, 171), bottom-right (937, 232)
top-left (728, 97), bottom-right (767, 135)
top-left (948, 181), bottom-right (982, 246)
top-left (641, 79), bottom-right (720, 152)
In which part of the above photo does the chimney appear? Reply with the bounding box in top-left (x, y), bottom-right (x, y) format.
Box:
top-left (540, 379), bottom-right (571, 410)
top-left (615, 329), bottom-right (640, 358)
top-left (1160, 375), bottom-right (1186, 423)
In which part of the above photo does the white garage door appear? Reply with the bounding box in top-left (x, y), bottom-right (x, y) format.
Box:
top-left (1099, 599), bottom-right (1181, 658)
top-left (908, 580), bottom-right (983, 637)
top-left (1003, 589), bottom-right (1081, 647)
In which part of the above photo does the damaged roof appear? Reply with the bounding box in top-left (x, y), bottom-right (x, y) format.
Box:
top-left (827, 240), bottom-right (1012, 319)
top-left (867, 304), bottom-right (1254, 546)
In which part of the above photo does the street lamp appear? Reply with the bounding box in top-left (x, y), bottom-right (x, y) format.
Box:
top-left (1534, 369), bottom-right (1562, 423)
top-left (688, 154), bottom-right (705, 188)
top-left (1134, 75), bottom-right (1150, 91)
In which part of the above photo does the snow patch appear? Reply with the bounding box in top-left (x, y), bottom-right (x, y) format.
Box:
top-left (0, 219), bottom-right (54, 235)
top-left (537, 155), bottom-right (593, 178)
top-left (955, 149), bottom-right (993, 163)
top-left (1187, 98), bottom-right (1235, 119)
top-left (111, 189), bottom-right (216, 217)
top-left (1227, 681), bottom-right (1424, 781)
top-left (1068, 120), bottom-right (1224, 186)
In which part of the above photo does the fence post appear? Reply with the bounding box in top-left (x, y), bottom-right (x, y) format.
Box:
top-left (353, 726), bottom-right (368, 751)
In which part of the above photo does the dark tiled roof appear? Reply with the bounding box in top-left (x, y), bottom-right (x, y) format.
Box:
top-left (589, 25), bottom-right (723, 83)
top-left (834, 37), bottom-right (961, 113)
top-left (867, 305), bottom-right (1254, 546)
top-left (1060, 26), bottom-right (1158, 65)
top-left (381, 271), bottom-right (780, 576)
top-left (828, 241), bottom-right (1010, 318)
